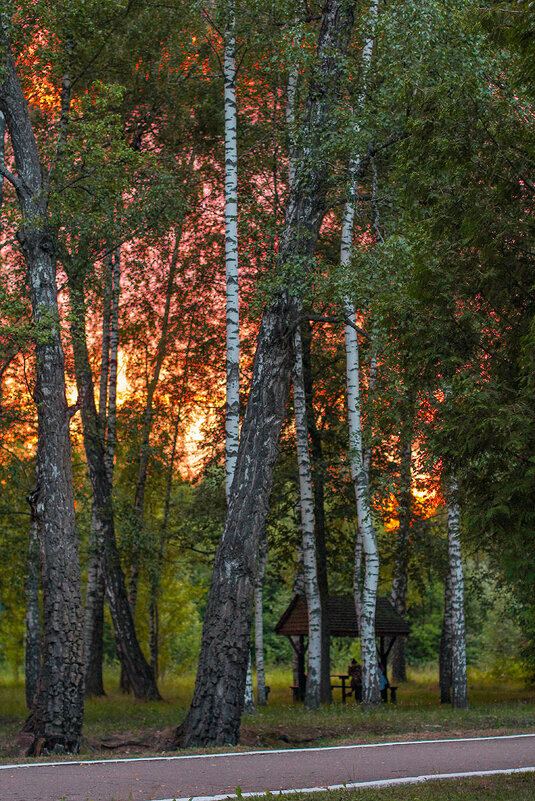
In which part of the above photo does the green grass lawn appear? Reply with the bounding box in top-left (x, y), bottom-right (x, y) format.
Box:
top-left (1, 666), bottom-right (534, 761)
top-left (245, 773), bottom-right (535, 801)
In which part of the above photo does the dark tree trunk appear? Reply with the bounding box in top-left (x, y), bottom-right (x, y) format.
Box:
top-left (302, 321), bottom-right (331, 703)
top-left (67, 270), bottom-right (160, 700)
top-left (0, 38), bottom-right (85, 754)
top-left (439, 572), bottom-right (453, 704)
top-left (83, 255), bottom-right (113, 697)
top-left (25, 514), bottom-right (41, 710)
top-left (175, 296), bottom-right (299, 747)
top-left (175, 0), bottom-right (356, 747)
top-left (84, 508), bottom-right (106, 697)
top-left (390, 437), bottom-right (412, 684)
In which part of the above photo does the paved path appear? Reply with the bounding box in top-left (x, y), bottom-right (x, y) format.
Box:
top-left (1, 734), bottom-right (534, 801)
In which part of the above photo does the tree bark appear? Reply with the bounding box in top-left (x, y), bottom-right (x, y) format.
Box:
top-left (84, 255), bottom-right (113, 697)
top-left (254, 529), bottom-right (268, 705)
top-left (390, 437), bottom-right (412, 684)
top-left (224, 4), bottom-right (240, 501)
top-left (291, 542), bottom-right (305, 688)
top-left (25, 513), bottom-right (41, 710)
top-left (340, 0), bottom-right (381, 708)
top-left (175, 0), bottom-right (356, 747)
top-left (439, 571), bottom-right (453, 704)
top-left (302, 322), bottom-right (331, 703)
top-left (344, 307), bottom-right (380, 706)
top-left (67, 267), bottom-right (160, 700)
top-left (0, 36), bottom-right (85, 754)
top-left (294, 326), bottom-right (322, 709)
top-left (84, 507), bottom-right (106, 697)
top-left (243, 653), bottom-right (255, 713)
top-left (447, 480), bottom-right (468, 708)
top-left (105, 247), bottom-right (121, 481)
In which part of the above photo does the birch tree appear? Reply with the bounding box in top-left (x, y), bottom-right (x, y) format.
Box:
top-left (447, 479), bottom-right (468, 708)
top-left (439, 571), bottom-right (453, 704)
top-left (0, 30), bottom-right (85, 754)
top-left (341, 0), bottom-right (381, 706)
top-left (224, 1), bottom-right (240, 501)
top-left (286, 42), bottom-right (326, 704)
top-left (175, 0), bottom-right (356, 746)
top-left (294, 327), bottom-right (322, 709)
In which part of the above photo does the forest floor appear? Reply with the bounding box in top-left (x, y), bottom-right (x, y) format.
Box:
top-left (1, 668), bottom-right (534, 762)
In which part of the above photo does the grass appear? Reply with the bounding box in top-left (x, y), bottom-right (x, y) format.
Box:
top-left (245, 773), bottom-right (535, 800)
top-left (1, 666), bottom-right (534, 761)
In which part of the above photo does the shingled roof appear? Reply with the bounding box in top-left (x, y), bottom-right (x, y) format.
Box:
top-left (275, 595), bottom-right (410, 638)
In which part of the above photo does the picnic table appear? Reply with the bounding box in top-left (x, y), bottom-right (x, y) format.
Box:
top-left (330, 673), bottom-right (351, 702)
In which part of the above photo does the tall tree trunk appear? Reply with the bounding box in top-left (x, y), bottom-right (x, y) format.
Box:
top-left (341, 0), bottom-right (380, 707)
top-left (291, 542), bottom-right (305, 688)
top-left (390, 437), bottom-right (412, 684)
top-left (175, 0), bottom-right (356, 747)
top-left (84, 254), bottom-right (113, 697)
top-left (0, 40), bottom-right (85, 754)
top-left (302, 322), bottom-right (331, 703)
top-left (67, 267), bottom-right (160, 700)
top-left (243, 653), bottom-right (255, 713)
top-left (83, 508), bottom-right (106, 697)
top-left (344, 309), bottom-right (380, 706)
top-left (439, 571), bottom-right (453, 704)
top-left (254, 530), bottom-right (268, 705)
top-left (447, 480), bottom-right (468, 708)
top-left (224, 4), bottom-right (240, 501)
top-left (105, 247), bottom-right (121, 480)
top-left (294, 327), bottom-right (322, 709)
top-left (25, 513), bottom-right (41, 710)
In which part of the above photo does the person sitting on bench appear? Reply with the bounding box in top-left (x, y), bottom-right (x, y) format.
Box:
top-left (378, 662), bottom-right (389, 702)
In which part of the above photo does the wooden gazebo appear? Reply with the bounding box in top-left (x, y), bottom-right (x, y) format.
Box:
top-left (275, 595), bottom-right (410, 700)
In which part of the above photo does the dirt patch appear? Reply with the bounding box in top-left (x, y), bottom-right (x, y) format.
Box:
top-left (2, 722), bottom-right (534, 763)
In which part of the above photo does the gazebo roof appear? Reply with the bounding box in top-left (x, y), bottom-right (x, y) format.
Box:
top-left (275, 595), bottom-right (410, 638)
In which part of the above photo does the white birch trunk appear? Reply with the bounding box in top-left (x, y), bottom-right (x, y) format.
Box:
top-left (344, 308), bottom-right (380, 705)
top-left (293, 327), bottom-right (322, 709)
top-left (243, 652), bottom-right (255, 713)
top-left (447, 479), bottom-right (468, 708)
top-left (224, 5), bottom-right (240, 501)
top-left (342, 0), bottom-right (380, 707)
top-left (255, 529), bottom-right (268, 705)
top-left (105, 246), bottom-right (121, 481)
top-left (291, 539), bottom-right (305, 686)
top-left (439, 571), bottom-right (453, 704)
top-left (286, 66), bottom-right (298, 192)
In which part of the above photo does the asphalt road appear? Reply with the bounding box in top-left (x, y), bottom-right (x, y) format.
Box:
top-left (1, 734), bottom-right (534, 801)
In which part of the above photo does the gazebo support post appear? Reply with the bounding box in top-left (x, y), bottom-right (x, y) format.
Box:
top-left (298, 635), bottom-right (306, 701)
top-left (287, 634), bottom-right (307, 701)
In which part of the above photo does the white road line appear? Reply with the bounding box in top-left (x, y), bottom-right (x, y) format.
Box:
top-left (1, 732), bottom-right (534, 770)
top-left (143, 766), bottom-right (535, 801)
